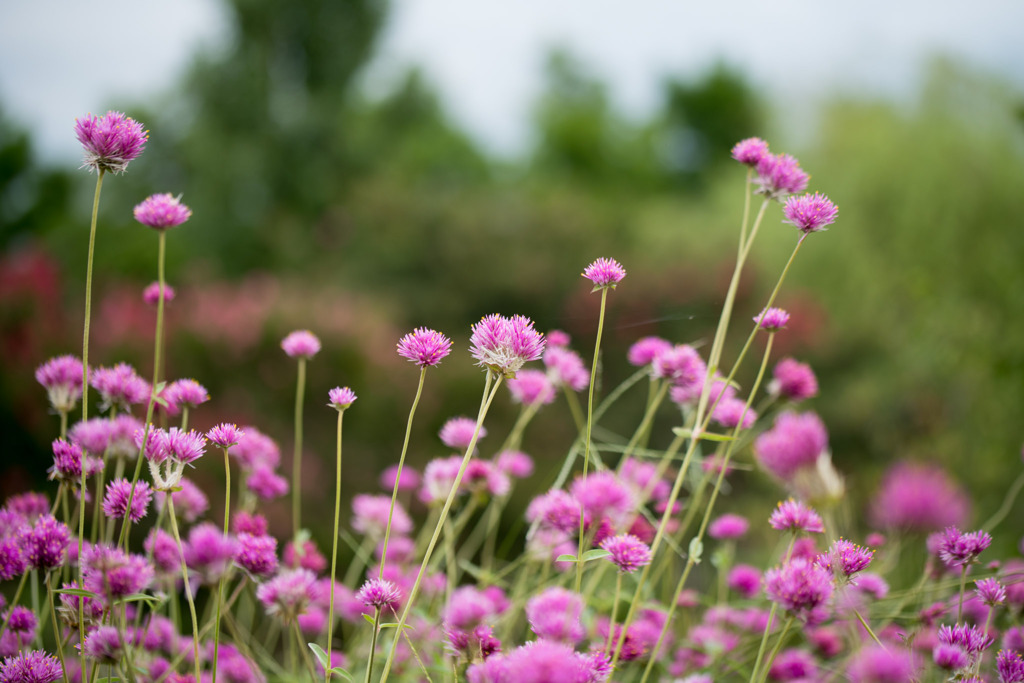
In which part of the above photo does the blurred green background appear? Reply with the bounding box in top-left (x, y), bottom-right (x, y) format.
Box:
top-left (1, 0), bottom-right (1023, 548)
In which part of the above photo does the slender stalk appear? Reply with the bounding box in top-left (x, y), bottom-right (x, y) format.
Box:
top-left (576, 287), bottom-right (609, 593)
top-left (166, 496), bottom-right (202, 683)
top-left (758, 616), bottom-right (795, 683)
top-left (46, 572), bottom-right (68, 681)
top-left (293, 619), bottom-right (318, 682)
top-left (364, 609), bottom-right (382, 683)
top-left (605, 572), bottom-right (623, 653)
top-left (616, 381), bottom-right (669, 468)
top-left (211, 447), bottom-right (232, 683)
top-left (118, 230), bottom-right (168, 549)
top-left (80, 169), bottom-right (105, 424)
top-left (378, 374), bottom-right (504, 682)
top-left (292, 357), bottom-right (307, 537)
top-left (0, 572), bottom-right (29, 636)
top-left (983, 470), bottom-right (1024, 532)
top-left (957, 566), bottom-right (968, 621)
top-left (379, 368), bottom-right (426, 577)
top-left (327, 409), bottom-right (345, 681)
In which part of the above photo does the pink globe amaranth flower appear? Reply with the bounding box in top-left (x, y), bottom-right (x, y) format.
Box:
top-left (4, 606), bottom-right (35, 636)
top-left (938, 526), bottom-right (992, 568)
top-left (206, 423), bottom-right (244, 449)
top-left (164, 427), bottom-right (207, 465)
top-left (133, 193), bottom-right (192, 230)
top-left (48, 438), bottom-right (102, 484)
top-left (817, 539), bottom-right (873, 579)
top-left (526, 490), bottom-right (583, 534)
top-left (582, 257), bottom-right (626, 289)
top-left (142, 281), bottom-right (175, 306)
top-left (770, 499), bottom-right (825, 534)
top-left (257, 568), bottom-right (317, 621)
top-left (938, 623), bottom-right (991, 657)
top-left (4, 494), bottom-right (49, 524)
top-left (755, 307), bottom-right (790, 332)
top-left (379, 464), bottom-right (420, 492)
top-left (768, 649), bottom-right (817, 680)
top-left (525, 587), bottom-right (584, 643)
top-left (495, 450), bottom-right (534, 478)
top-left (869, 461), bottom-right (970, 533)
top-left (543, 346), bottom-right (589, 392)
top-left (74, 111), bottom-right (147, 174)
top-left (232, 511), bottom-right (268, 536)
top-left (90, 363), bottom-right (150, 412)
top-left (508, 369), bottom-right (556, 406)
top-left (69, 418), bottom-right (113, 456)
top-left (765, 557), bottom-right (834, 621)
top-left (711, 397), bottom-right (756, 429)
top-left (357, 578), bottom-right (401, 612)
top-left (162, 379), bottom-right (209, 413)
top-left (999, 650), bottom-right (1024, 683)
top-left (35, 355), bottom-right (84, 413)
top-left (732, 137), bottom-right (770, 166)
top-left (397, 327), bottom-right (453, 367)
top-left (144, 528), bottom-right (181, 576)
top-left (754, 411), bottom-right (829, 481)
top-left (327, 386), bottom-right (357, 411)
top-left (600, 534), bottom-right (652, 573)
top-left (184, 522), bottom-right (238, 585)
top-left (0, 650), bottom-right (63, 683)
top-left (20, 515), bottom-right (70, 571)
top-left (247, 464), bottom-right (288, 500)
top-left (156, 478), bottom-right (209, 522)
top-left (628, 336), bottom-right (672, 367)
top-left (783, 192), bottom-right (838, 234)
top-left (82, 544), bottom-right (153, 598)
top-left (727, 564), bottom-right (762, 598)
top-left (444, 585), bottom-right (506, 632)
top-left (280, 330), bottom-right (321, 359)
top-left (469, 314), bottom-right (546, 378)
top-left (283, 538), bottom-right (327, 573)
top-left (546, 329), bottom-right (571, 347)
top-left (82, 625), bottom-right (122, 663)
top-left (439, 416), bottom-right (484, 450)
top-left (770, 358), bottom-right (819, 402)
top-left (352, 494), bottom-right (412, 539)
top-left (708, 513), bottom-right (749, 540)
top-left (755, 153), bottom-right (809, 199)
top-left (229, 426), bottom-right (280, 471)
top-left (467, 640), bottom-right (608, 683)
top-left (977, 577), bottom-right (1007, 606)
top-left (419, 455), bottom-right (464, 504)
top-left (651, 344), bottom-right (706, 390)
top-left (570, 470), bottom-right (635, 530)
top-left (102, 479), bottom-right (152, 522)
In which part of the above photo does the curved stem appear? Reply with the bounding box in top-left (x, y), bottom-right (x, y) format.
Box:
top-left (167, 496), bottom-right (202, 683)
top-left (212, 447), bottom-right (232, 683)
top-left (379, 368), bottom-right (426, 578)
top-left (758, 615), bottom-right (794, 683)
top-left (327, 409), bottom-right (345, 680)
top-left (576, 287), bottom-right (609, 593)
top-left (983, 470), bottom-right (1024, 532)
top-left (378, 374), bottom-right (504, 683)
top-left (292, 357), bottom-right (307, 538)
top-left (80, 169), bottom-right (105, 424)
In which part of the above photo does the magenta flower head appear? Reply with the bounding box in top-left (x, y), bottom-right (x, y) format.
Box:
top-left (765, 557), bottom-right (834, 621)
top-left (582, 257), bottom-right (626, 290)
top-left (133, 193), bottom-right (192, 230)
top-left (397, 327), bottom-right (453, 368)
top-left (938, 527), bottom-right (992, 568)
top-left (508, 369), bottom-right (556, 406)
top-left (207, 423), bottom-right (244, 449)
top-left (162, 379), bottom-right (209, 413)
top-left (770, 358), bottom-right (819, 402)
top-left (627, 336), bottom-right (673, 367)
top-left (234, 533), bottom-right (278, 578)
top-left (783, 192), bottom-right (838, 234)
top-left (847, 645), bottom-right (917, 683)
top-left (754, 411), bottom-right (829, 481)
top-left (20, 515), bottom-right (70, 571)
top-left (357, 578), bottom-right (401, 612)
top-left (998, 650), bottom-right (1024, 683)
top-left (90, 363), bottom-right (150, 412)
top-left (82, 625), bottom-right (123, 663)
top-left (142, 281), bottom-right (175, 306)
top-left (728, 565), bottom-right (762, 598)
top-left (543, 346), bottom-right (589, 391)
top-left (817, 539), bottom-right (873, 579)
top-left (440, 416), bottom-right (485, 450)
top-left (732, 137), bottom-right (770, 166)
top-left (770, 499), bottom-right (825, 534)
top-left (869, 461), bottom-right (970, 533)
top-left (327, 386), bottom-right (357, 412)
top-left (256, 568), bottom-right (317, 621)
top-left (469, 314), bottom-right (546, 378)
top-left (102, 479), bottom-right (152, 522)
top-left (165, 427), bottom-right (207, 465)
top-left (0, 650), bottom-right (63, 683)
top-left (755, 307), bottom-right (790, 332)
top-left (35, 355), bottom-right (84, 413)
top-left (74, 111), bottom-right (147, 174)
top-left (525, 587), bottom-right (585, 643)
top-left (48, 438), bottom-right (102, 485)
top-left (281, 330), bottom-right (321, 359)
top-left (755, 153), bottom-right (809, 200)
top-left (976, 578), bottom-right (1007, 606)
top-left (600, 534), bottom-right (652, 573)
top-left (708, 514), bottom-right (750, 540)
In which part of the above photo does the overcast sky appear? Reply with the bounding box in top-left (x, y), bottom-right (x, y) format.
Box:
top-left (1, 0), bottom-right (1022, 161)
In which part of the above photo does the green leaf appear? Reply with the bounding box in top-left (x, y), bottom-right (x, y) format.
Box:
top-left (117, 593), bottom-right (163, 605)
top-left (672, 427), bottom-right (735, 442)
top-left (308, 643), bottom-right (330, 669)
top-left (555, 554), bottom-right (578, 563)
top-left (688, 537), bottom-right (704, 564)
top-left (329, 668), bottom-right (354, 681)
top-left (362, 613), bottom-right (376, 626)
top-left (53, 587), bottom-right (101, 599)
top-left (581, 549), bottom-right (612, 562)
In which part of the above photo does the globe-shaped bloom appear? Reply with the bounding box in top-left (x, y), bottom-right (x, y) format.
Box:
top-left (74, 111), bottom-right (147, 174)
top-left (133, 193), bottom-right (192, 230)
top-left (397, 327), bottom-right (453, 367)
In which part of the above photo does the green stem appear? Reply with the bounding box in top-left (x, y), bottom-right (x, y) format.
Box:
top-left (292, 357), bottom-right (307, 538)
top-left (327, 409), bottom-right (345, 681)
top-left (379, 368), bottom-right (426, 578)
top-left (605, 572), bottom-right (623, 654)
top-left (617, 380), bottom-right (669, 467)
top-left (957, 566), bottom-right (968, 622)
top-left (983, 470), bottom-right (1024, 532)
top-left (212, 447), bottom-right (232, 683)
top-left (80, 169), bottom-right (105, 424)
top-left (167, 496), bottom-right (202, 683)
top-left (378, 374), bottom-right (504, 683)
top-left (46, 572), bottom-right (68, 682)
top-left (576, 287), bottom-right (609, 594)
top-left (364, 609), bottom-right (381, 683)
top-left (758, 616), bottom-right (794, 683)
